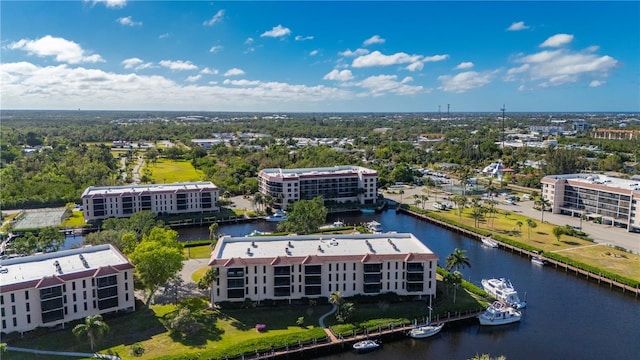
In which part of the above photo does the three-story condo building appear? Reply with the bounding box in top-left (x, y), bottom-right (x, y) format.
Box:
top-left (208, 233), bottom-right (438, 304)
top-left (81, 182), bottom-right (219, 222)
top-left (258, 166), bottom-right (378, 210)
top-left (0, 244), bottom-right (135, 334)
top-left (541, 174), bottom-right (640, 232)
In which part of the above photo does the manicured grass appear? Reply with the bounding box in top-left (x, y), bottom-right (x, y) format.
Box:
top-left (191, 266), bottom-right (209, 283)
top-left (183, 245), bottom-right (213, 259)
top-left (421, 206), bottom-right (640, 282)
top-left (61, 210), bottom-right (86, 228)
top-left (144, 159), bottom-right (205, 183)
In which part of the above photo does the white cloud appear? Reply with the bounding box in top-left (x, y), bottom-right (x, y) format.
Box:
top-left (438, 71), bottom-right (495, 93)
top-left (338, 48), bottom-right (369, 57)
top-left (540, 34), bottom-right (574, 48)
top-left (309, 49), bottom-right (319, 56)
top-left (363, 35), bottom-right (385, 46)
top-left (261, 25), bottom-right (291, 38)
top-left (245, 38), bottom-right (254, 45)
top-left (159, 60), bottom-right (198, 71)
top-left (7, 35), bottom-right (104, 64)
top-left (507, 21), bottom-right (530, 31)
top-left (86, 0), bottom-right (126, 8)
top-left (224, 68), bottom-right (245, 76)
top-left (200, 67), bottom-right (219, 75)
top-left (186, 75), bottom-right (201, 82)
top-left (455, 62), bottom-right (474, 70)
top-left (117, 16), bottom-right (142, 27)
top-left (121, 57), bottom-right (152, 70)
top-left (352, 51), bottom-right (448, 69)
top-left (295, 35), bottom-right (314, 41)
top-left (223, 79), bottom-right (261, 86)
top-left (159, 33), bottom-right (170, 39)
top-left (209, 46), bottom-right (223, 53)
top-left (323, 69), bottom-right (354, 81)
top-left (589, 80), bottom-right (605, 87)
top-left (203, 10), bottom-right (224, 26)
top-left (510, 48), bottom-right (618, 87)
top-left (357, 74), bottom-right (423, 96)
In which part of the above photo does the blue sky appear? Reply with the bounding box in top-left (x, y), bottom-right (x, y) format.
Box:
top-left (1, 1), bottom-right (638, 112)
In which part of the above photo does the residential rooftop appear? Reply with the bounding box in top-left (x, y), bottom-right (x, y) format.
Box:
top-left (542, 173), bottom-right (640, 193)
top-left (81, 181), bottom-right (218, 197)
top-left (259, 165), bottom-right (377, 179)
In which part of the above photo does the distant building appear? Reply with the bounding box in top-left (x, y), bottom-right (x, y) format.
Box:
top-left (191, 139), bottom-right (223, 150)
top-left (208, 233), bottom-right (438, 303)
top-left (541, 174), bottom-right (640, 232)
top-left (258, 166), bottom-right (378, 210)
top-left (81, 182), bottom-right (219, 222)
top-left (0, 244), bottom-right (135, 334)
top-left (591, 129), bottom-right (640, 141)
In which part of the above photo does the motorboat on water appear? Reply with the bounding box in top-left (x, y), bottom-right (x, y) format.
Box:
top-left (319, 220), bottom-right (345, 229)
top-left (366, 221), bottom-right (383, 233)
top-left (481, 278), bottom-right (527, 309)
top-left (408, 323), bottom-right (444, 339)
top-left (481, 236), bottom-right (499, 248)
top-left (352, 339), bottom-right (381, 353)
top-left (531, 255), bottom-right (549, 266)
top-left (478, 301), bottom-right (522, 325)
top-left (360, 208), bottom-right (376, 214)
top-left (265, 210), bottom-right (287, 222)
top-left (247, 229), bottom-right (271, 237)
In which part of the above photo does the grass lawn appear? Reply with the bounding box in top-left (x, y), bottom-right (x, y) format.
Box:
top-left (60, 210), bottom-right (86, 228)
top-left (191, 266), bottom-right (209, 283)
top-left (144, 159), bottom-right (204, 183)
top-left (426, 207), bottom-right (640, 282)
top-left (184, 245), bottom-right (213, 259)
top-left (4, 299), bottom-right (329, 360)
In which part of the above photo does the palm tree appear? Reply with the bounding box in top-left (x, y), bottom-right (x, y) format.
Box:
top-left (535, 196), bottom-right (551, 223)
top-left (72, 314), bottom-right (109, 351)
top-left (329, 291), bottom-right (343, 307)
top-left (552, 226), bottom-right (564, 242)
top-left (446, 248), bottom-right (471, 274)
top-left (208, 222), bottom-right (218, 242)
top-left (516, 221), bottom-right (523, 236)
top-left (399, 189), bottom-right (405, 204)
top-left (526, 219), bottom-right (537, 241)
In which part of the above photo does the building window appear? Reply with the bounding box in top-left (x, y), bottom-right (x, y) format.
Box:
top-left (12, 305), bottom-right (16, 315)
top-left (10, 294), bottom-right (15, 302)
top-left (25, 291), bottom-right (29, 300)
top-left (26, 303), bottom-right (30, 312)
top-left (27, 314), bottom-right (31, 324)
top-left (13, 318), bottom-right (17, 327)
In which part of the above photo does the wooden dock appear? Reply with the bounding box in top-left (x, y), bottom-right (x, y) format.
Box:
top-left (400, 208), bottom-right (640, 297)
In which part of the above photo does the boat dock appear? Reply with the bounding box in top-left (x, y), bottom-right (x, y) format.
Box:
top-left (218, 310), bottom-right (482, 360)
top-left (400, 208), bottom-right (640, 297)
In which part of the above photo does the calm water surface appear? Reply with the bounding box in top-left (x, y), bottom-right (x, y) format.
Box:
top-left (68, 211), bottom-right (640, 359)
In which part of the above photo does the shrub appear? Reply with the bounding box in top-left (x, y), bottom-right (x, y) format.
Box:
top-left (130, 342), bottom-right (145, 357)
top-left (255, 323), bottom-right (267, 332)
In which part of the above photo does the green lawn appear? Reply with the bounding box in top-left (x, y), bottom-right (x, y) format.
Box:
top-left (60, 210), bottom-right (86, 228)
top-left (422, 206), bottom-right (640, 282)
top-left (183, 245), bottom-right (213, 259)
top-left (144, 159), bottom-right (205, 183)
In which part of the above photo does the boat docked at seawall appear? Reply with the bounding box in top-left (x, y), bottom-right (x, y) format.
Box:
top-left (360, 208), bottom-right (376, 214)
top-left (352, 339), bottom-right (381, 353)
top-left (481, 278), bottom-right (527, 309)
top-left (408, 323), bottom-right (444, 339)
top-left (478, 301), bottom-right (522, 326)
top-left (531, 255), bottom-right (549, 266)
top-left (265, 210), bottom-right (287, 222)
top-left (481, 236), bottom-right (499, 248)
top-left (319, 220), bottom-right (345, 229)
top-left (366, 221), bottom-right (383, 233)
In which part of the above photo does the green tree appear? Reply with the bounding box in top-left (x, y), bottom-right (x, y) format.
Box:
top-left (337, 302), bottom-right (355, 323)
top-left (168, 307), bottom-right (204, 336)
top-left (526, 219), bottom-right (537, 241)
top-left (534, 196), bottom-right (551, 223)
top-left (516, 221), bottom-right (523, 236)
top-left (468, 354), bottom-right (506, 360)
top-left (72, 315), bottom-right (109, 351)
top-left (446, 248), bottom-right (471, 274)
top-left (208, 222), bottom-right (219, 242)
top-left (129, 228), bottom-right (184, 307)
top-left (552, 226), bottom-right (565, 242)
top-left (278, 196), bottom-right (328, 234)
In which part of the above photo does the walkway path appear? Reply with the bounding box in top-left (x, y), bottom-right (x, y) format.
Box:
top-left (551, 243), bottom-right (607, 253)
top-left (318, 303), bottom-right (339, 343)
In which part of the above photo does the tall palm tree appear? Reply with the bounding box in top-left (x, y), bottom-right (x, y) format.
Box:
top-left (445, 248), bottom-right (471, 274)
top-left (72, 314), bottom-right (109, 351)
top-left (526, 219), bottom-right (537, 241)
top-left (535, 196), bottom-right (551, 223)
top-left (516, 221), bottom-right (523, 236)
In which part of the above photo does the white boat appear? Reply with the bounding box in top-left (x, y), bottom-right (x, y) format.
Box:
top-left (481, 278), bottom-right (527, 309)
top-left (408, 323), bottom-right (444, 339)
top-left (352, 339), bottom-right (380, 353)
top-left (320, 221), bottom-right (345, 229)
top-left (266, 210), bottom-right (287, 222)
top-left (478, 301), bottom-right (522, 325)
top-left (481, 236), bottom-right (499, 248)
top-left (366, 221), bottom-right (383, 233)
top-left (531, 255), bottom-right (549, 266)
top-left (247, 230), bottom-right (271, 237)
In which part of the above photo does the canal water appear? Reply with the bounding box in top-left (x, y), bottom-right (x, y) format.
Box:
top-left (66, 210), bottom-right (640, 359)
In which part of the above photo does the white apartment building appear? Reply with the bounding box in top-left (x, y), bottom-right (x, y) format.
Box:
top-left (541, 174), bottom-right (640, 232)
top-left (208, 233), bottom-right (438, 304)
top-left (258, 166), bottom-right (378, 210)
top-left (0, 244), bottom-right (135, 334)
top-left (81, 182), bottom-right (219, 222)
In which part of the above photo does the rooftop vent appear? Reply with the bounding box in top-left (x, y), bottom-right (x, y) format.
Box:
top-left (246, 248), bottom-right (251, 255)
top-left (53, 260), bottom-right (62, 274)
top-left (79, 254), bottom-right (89, 268)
